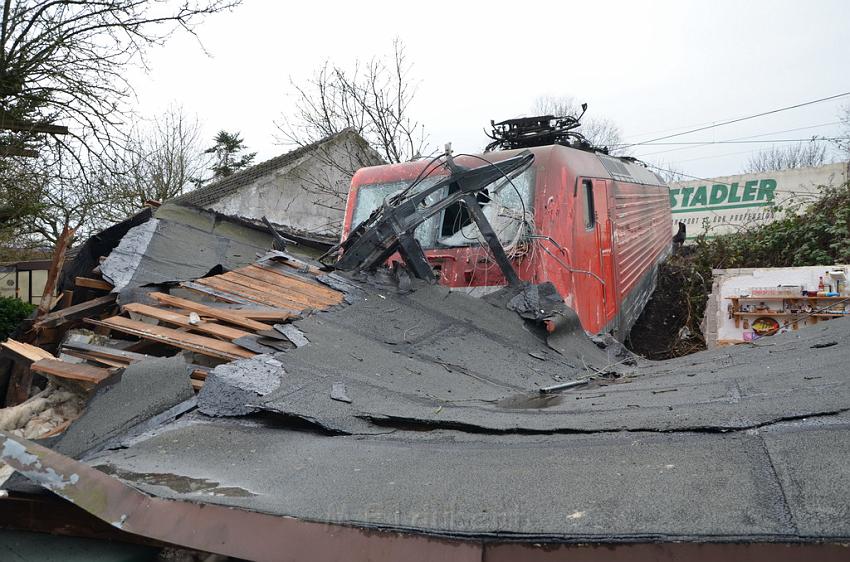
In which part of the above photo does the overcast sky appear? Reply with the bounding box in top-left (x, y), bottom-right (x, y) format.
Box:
top-left (127, 0), bottom-right (850, 179)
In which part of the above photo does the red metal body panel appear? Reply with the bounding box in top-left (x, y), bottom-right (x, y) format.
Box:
top-left (343, 145), bottom-right (671, 337)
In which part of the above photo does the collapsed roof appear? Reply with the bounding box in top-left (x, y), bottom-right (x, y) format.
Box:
top-left (0, 164), bottom-right (849, 559)
top-left (1, 241), bottom-right (849, 559)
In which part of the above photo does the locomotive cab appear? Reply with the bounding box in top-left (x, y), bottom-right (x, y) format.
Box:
top-left (341, 143), bottom-right (672, 339)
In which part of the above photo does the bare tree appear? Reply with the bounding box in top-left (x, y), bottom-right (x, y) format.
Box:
top-left (0, 155), bottom-right (42, 248)
top-left (19, 141), bottom-right (107, 244)
top-left (276, 39), bottom-right (427, 165)
top-left (102, 106), bottom-right (208, 221)
top-left (0, 0), bottom-right (241, 158)
top-left (832, 103), bottom-right (850, 160)
top-left (0, 1), bottom-right (240, 250)
top-left (743, 141), bottom-right (829, 173)
top-left (532, 95), bottom-right (626, 154)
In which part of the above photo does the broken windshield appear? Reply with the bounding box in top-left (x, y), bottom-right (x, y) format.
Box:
top-left (351, 166), bottom-right (535, 250)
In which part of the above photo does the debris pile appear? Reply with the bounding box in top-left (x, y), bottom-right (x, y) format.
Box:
top-left (0, 199), bottom-right (849, 560)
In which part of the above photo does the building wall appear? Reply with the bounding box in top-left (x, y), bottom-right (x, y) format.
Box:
top-left (0, 266), bottom-right (48, 305)
top-left (670, 162), bottom-right (848, 240)
top-left (209, 133), bottom-right (384, 239)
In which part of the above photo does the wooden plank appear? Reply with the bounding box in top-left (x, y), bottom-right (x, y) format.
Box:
top-left (30, 359), bottom-right (113, 384)
top-left (215, 271), bottom-right (325, 309)
top-left (122, 303), bottom-right (251, 341)
top-left (60, 342), bottom-right (150, 364)
top-left (149, 292), bottom-right (272, 331)
top-left (191, 379), bottom-right (204, 391)
top-left (75, 277), bottom-right (114, 291)
top-left (196, 276), bottom-right (304, 311)
top-left (180, 281), bottom-right (257, 305)
top-left (172, 293), bottom-right (292, 321)
top-left (0, 117), bottom-right (69, 135)
top-left (60, 349), bottom-right (129, 368)
top-left (33, 294), bottom-right (117, 329)
top-left (190, 368), bottom-right (209, 381)
top-left (87, 316), bottom-right (255, 361)
top-left (1, 339), bottom-right (54, 363)
top-left (245, 264), bottom-right (342, 304)
top-left (235, 266), bottom-right (342, 307)
top-left (60, 290), bottom-right (74, 308)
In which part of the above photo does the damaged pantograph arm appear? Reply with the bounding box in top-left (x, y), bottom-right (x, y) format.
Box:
top-left (331, 152), bottom-right (534, 287)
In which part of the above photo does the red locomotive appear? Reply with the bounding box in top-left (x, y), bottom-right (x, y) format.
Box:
top-left (339, 115), bottom-right (672, 339)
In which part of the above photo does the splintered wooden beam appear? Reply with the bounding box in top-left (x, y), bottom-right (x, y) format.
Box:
top-left (30, 359), bottom-right (114, 384)
top-left (1, 339), bottom-right (54, 363)
top-left (36, 226), bottom-right (74, 318)
top-left (122, 302), bottom-right (251, 341)
top-left (149, 292), bottom-right (272, 331)
top-left (87, 316), bottom-right (255, 361)
top-left (75, 277), bottom-right (114, 291)
top-left (33, 294), bottom-right (117, 330)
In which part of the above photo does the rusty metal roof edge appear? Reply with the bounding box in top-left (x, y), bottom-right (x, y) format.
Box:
top-left (2, 430), bottom-right (849, 561)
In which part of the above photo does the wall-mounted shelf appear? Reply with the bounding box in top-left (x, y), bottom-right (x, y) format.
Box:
top-left (726, 296), bottom-right (849, 301)
top-left (726, 295), bottom-right (849, 329)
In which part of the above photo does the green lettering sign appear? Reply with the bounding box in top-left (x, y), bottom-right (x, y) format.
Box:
top-left (691, 185), bottom-right (708, 206)
top-left (709, 184), bottom-right (728, 204)
top-left (758, 179), bottom-right (777, 201)
top-left (680, 186), bottom-right (695, 206)
top-left (669, 177), bottom-right (778, 214)
top-left (728, 182), bottom-right (741, 203)
top-left (742, 180), bottom-right (758, 202)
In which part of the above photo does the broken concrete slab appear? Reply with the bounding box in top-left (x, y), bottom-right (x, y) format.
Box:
top-left (198, 354), bottom-right (285, 417)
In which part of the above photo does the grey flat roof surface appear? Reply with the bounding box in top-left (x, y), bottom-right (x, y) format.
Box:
top-left (82, 279), bottom-right (850, 542)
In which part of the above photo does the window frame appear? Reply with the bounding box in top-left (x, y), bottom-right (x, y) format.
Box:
top-left (582, 178), bottom-right (596, 230)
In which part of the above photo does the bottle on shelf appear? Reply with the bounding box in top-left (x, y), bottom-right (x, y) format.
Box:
top-left (818, 276), bottom-right (825, 292)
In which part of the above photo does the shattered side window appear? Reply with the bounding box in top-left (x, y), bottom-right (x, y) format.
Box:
top-left (437, 167), bottom-right (535, 249)
top-left (351, 178), bottom-right (443, 246)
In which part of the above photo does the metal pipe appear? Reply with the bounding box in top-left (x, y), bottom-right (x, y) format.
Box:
top-left (539, 378), bottom-right (591, 393)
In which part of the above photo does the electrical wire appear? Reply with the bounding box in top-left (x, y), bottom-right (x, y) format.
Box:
top-left (635, 122), bottom-right (843, 159)
top-left (632, 137), bottom-right (841, 146)
top-left (618, 91), bottom-right (850, 149)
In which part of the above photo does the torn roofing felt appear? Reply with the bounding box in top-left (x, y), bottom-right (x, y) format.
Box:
top-left (4, 266), bottom-right (850, 544)
top-left (100, 202), bottom-right (274, 291)
top-left (194, 275), bottom-right (850, 436)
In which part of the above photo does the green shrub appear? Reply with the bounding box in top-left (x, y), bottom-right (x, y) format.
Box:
top-left (0, 296), bottom-right (36, 341)
top-left (635, 181), bottom-right (850, 358)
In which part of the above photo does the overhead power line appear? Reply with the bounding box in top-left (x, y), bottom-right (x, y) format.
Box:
top-left (634, 137), bottom-right (839, 146)
top-left (635, 121), bottom-right (842, 158)
top-left (619, 91), bottom-right (850, 149)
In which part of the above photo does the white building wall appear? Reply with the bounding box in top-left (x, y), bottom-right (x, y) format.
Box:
top-left (209, 133), bottom-right (383, 238)
top-left (670, 162), bottom-right (848, 240)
